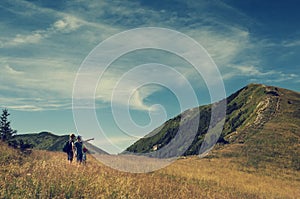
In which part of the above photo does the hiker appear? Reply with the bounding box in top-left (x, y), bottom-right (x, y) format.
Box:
top-left (82, 138), bottom-right (93, 164)
top-left (82, 145), bottom-right (88, 164)
top-left (63, 133), bottom-right (76, 164)
top-left (74, 135), bottom-right (84, 164)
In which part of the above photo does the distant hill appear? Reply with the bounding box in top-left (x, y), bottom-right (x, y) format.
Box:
top-left (11, 132), bottom-right (68, 151)
top-left (10, 132), bottom-right (108, 154)
top-left (125, 84), bottom-right (300, 170)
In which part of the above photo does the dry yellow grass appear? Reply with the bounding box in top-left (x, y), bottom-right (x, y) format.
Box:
top-left (0, 143), bottom-right (299, 199)
top-left (160, 156), bottom-right (300, 198)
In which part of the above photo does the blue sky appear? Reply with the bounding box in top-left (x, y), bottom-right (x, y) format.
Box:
top-left (0, 0), bottom-right (299, 153)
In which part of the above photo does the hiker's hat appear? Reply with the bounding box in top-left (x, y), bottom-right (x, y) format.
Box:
top-left (77, 135), bottom-right (82, 140)
top-left (70, 133), bottom-right (75, 138)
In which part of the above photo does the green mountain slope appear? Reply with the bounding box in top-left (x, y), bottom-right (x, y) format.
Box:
top-left (221, 84), bottom-right (300, 169)
top-left (11, 131), bottom-right (68, 151)
top-left (125, 84), bottom-right (300, 169)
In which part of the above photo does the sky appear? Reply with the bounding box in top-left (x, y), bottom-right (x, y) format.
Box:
top-left (0, 0), bottom-right (299, 154)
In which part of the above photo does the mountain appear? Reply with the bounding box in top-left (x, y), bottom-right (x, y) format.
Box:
top-left (10, 132), bottom-right (108, 154)
top-left (10, 131), bottom-right (68, 151)
top-left (125, 84), bottom-right (300, 170)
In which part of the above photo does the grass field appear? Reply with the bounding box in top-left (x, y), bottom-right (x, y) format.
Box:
top-left (0, 142), bottom-right (299, 199)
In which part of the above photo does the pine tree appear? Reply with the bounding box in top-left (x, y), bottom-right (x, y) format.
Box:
top-left (0, 109), bottom-right (17, 141)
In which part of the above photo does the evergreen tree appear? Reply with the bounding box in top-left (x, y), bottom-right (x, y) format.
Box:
top-left (0, 109), bottom-right (17, 141)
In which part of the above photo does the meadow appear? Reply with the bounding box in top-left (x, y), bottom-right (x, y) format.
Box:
top-left (1, 142), bottom-right (299, 199)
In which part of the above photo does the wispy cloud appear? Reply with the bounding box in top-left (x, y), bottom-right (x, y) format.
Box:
top-left (0, 0), bottom-right (120, 48)
top-left (2, 63), bottom-right (24, 75)
top-left (1, 0), bottom-right (299, 113)
top-left (263, 73), bottom-right (298, 83)
top-left (53, 16), bottom-right (82, 32)
top-left (0, 97), bottom-right (71, 111)
top-left (0, 59), bottom-right (75, 103)
top-left (1, 15), bottom-right (86, 47)
top-left (230, 65), bottom-right (276, 76)
top-left (282, 39), bottom-right (300, 47)
top-left (95, 68), bottom-right (163, 111)
top-left (11, 32), bottom-right (43, 45)
top-left (223, 64), bottom-right (299, 84)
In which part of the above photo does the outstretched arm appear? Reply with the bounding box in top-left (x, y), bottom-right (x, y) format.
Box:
top-left (84, 138), bottom-right (94, 142)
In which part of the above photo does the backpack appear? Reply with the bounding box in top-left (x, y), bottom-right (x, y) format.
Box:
top-left (63, 141), bottom-right (72, 153)
top-left (83, 146), bottom-right (88, 153)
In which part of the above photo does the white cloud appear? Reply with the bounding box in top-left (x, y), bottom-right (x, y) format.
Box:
top-left (0, 30), bottom-right (46, 47)
top-left (2, 15), bottom-right (85, 47)
top-left (53, 15), bottom-right (83, 33)
top-left (11, 32), bottom-right (43, 45)
top-left (223, 64), bottom-right (299, 84)
top-left (234, 65), bottom-right (275, 76)
top-left (129, 86), bottom-right (160, 111)
top-left (1, 30), bottom-right (46, 48)
top-left (266, 73), bottom-right (299, 83)
top-left (3, 64), bottom-right (24, 75)
top-left (0, 97), bottom-right (71, 111)
top-left (0, 58), bottom-right (76, 111)
top-left (223, 65), bottom-right (266, 79)
top-left (185, 26), bottom-right (250, 66)
top-left (94, 69), bottom-right (159, 111)
top-left (1, 0), bottom-right (298, 112)
top-left (282, 39), bottom-right (300, 47)
top-left (0, 0), bottom-right (120, 48)
top-left (53, 20), bottom-right (68, 30)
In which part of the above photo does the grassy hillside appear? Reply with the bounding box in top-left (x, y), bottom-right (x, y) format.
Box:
top-left (2, 83), bottom-right (299, 198)
top-left (126, 84), bottom-right (300, 170)
top-left (0, 142), bottom-right (299, 198)
top-left (216, 84), bottom-right (300, 170)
